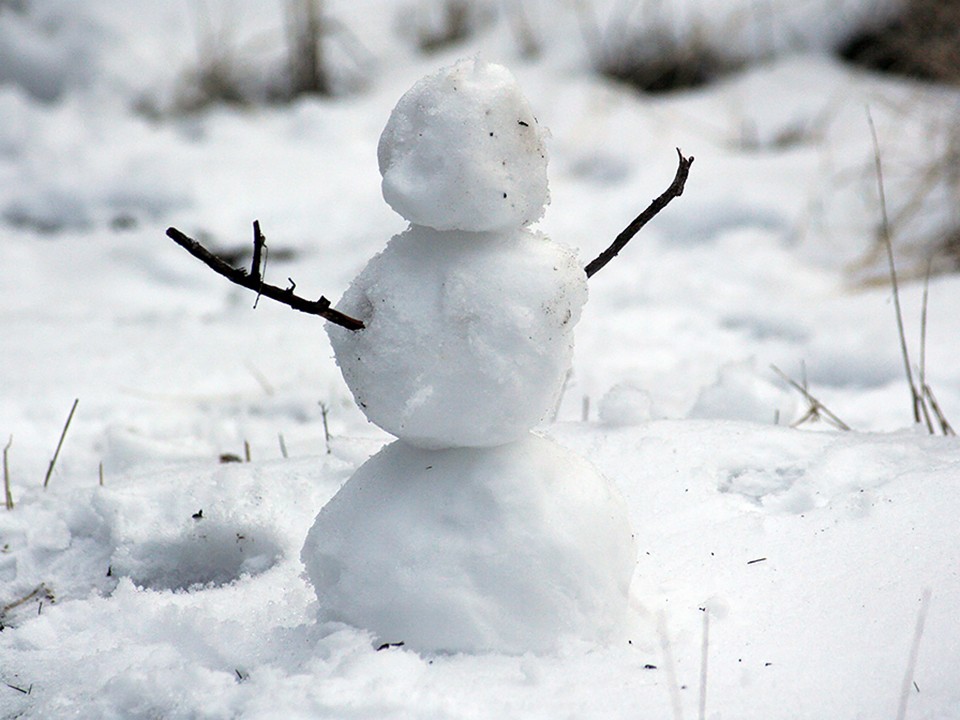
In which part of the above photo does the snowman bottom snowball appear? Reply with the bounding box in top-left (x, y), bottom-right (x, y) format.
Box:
top-left (300, 434), bottom-right (637, 654)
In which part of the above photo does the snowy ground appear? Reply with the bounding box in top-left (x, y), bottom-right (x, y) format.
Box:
top-left (2, 1), bottom-right (959, 718)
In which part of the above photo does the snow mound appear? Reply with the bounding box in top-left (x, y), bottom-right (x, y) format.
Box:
top-left (301, 434), bottom-right (637, 654)
top-left (327, 225), bottom-right (588, 448)
top-left (377, 58), bottom-right (549, 232)
top-left (688, 360), bottom-right (797, 424)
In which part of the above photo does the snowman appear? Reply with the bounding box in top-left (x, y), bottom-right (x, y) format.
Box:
top-left (299, 59), bottom-right (638, 654)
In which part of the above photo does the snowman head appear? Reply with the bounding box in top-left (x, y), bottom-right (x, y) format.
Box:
top-left (377, 58), bottom-right (550, 233)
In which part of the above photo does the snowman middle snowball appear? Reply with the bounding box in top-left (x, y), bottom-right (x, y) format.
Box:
top-left (327, 59), bottom-right (588, 449)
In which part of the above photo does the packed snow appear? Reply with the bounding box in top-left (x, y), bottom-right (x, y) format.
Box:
top-left (378, 59), bottom-right (550, 232)
top-left (2, 1), bottom-right (960, 718)
top-left (302, 434), bottom-right (635, 654)
top-left (327, 225), bottom-right (587, 448)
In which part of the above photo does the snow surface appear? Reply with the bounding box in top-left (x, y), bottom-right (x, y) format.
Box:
top-left (2, 1), bottom-right (960, 718)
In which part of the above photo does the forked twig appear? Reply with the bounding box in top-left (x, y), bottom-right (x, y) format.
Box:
top-left (166, 222), bottom-right (365, 330)
top-left (585, 148), bottom-right (694, 278)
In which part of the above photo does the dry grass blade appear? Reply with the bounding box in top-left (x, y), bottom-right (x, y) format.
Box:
top-left (0, 583), bottom-right (54, 625)
top-left (922, 384), bottom-right (955, 436)
top-left (43, 398), bottom-right (79, 489)
top-left (698, 610), bottom-right (709, 720)
top-left (866, 111), bottom-right (924, 425)
top-left (896, 588), bottom-right (932, 720)
top-left (917, 261), bottom-right (935, 432)
top-left (771, 365), bottom-right (851, 431)
top-left (3, 435), bottom-right (13, 510)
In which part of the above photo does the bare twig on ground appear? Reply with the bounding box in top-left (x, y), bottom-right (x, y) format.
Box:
top-left (1, 584), bottom-right (54, 624)
top-left (43, 398), bottom-right (78, 488)
top-left (166, 222), bottom-right (364, 330)
top-left (771, 365), bottom-right (851, 431)
top-left (585, 149), bottom-right (694, 278)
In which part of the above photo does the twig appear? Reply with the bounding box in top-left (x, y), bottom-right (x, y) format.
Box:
top-left (896, 589), bottom-right (932, 720)
top-left (278, 432), bottom-right (289, 459)
top-left (585, 148), bottom-right (694, 278)
top-left (98, 461), bottom-right (104, 487)
top-left (1, 583), bottom-right (54, 618)
top-left (867, 111), bottom-right (922, 424)
top-left (166, 223), bottom-right (365, 331)
top-left (3, 435), bottom-right (13, 510)
top-left (771, 365), bottom-right (851, 431)
top-left (44, 398), bottom-right (78, 488)
top-left (319, 402), bottom-right (332, 454)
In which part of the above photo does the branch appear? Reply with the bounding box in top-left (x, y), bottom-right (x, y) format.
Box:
top-left (166, 223), bottom-right (365, 331)
top-left (584, 148), bottom-right (694, 279)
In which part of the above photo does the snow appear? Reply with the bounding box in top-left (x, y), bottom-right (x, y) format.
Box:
top-left (2, 0), bottom-right (960, 718)
top-left (378, 58), bottom-right (549, 231)
top-left (327, 225), bottom-right (587, 448)
top-left (302, 434), bottom-right (635, 654)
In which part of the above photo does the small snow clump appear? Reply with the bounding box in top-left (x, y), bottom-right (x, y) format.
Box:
top-left (301, 434), bottom-right (636, 654)
top-left (377, 58), bottom-right (549, 232)
top-left (599, 382), bottom-right (656, 426)
top-left (328, 226), bottom-right (587, 448)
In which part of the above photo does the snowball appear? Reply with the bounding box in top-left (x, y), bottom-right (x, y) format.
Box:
top-left (378, 58), bottom-right (549, 232)
top-left (599, 382), bottom-right (656, 427)
top-left (327, 226), bottom-right (588, 448)
top-left (300, 434), bottom-right (637, 654)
